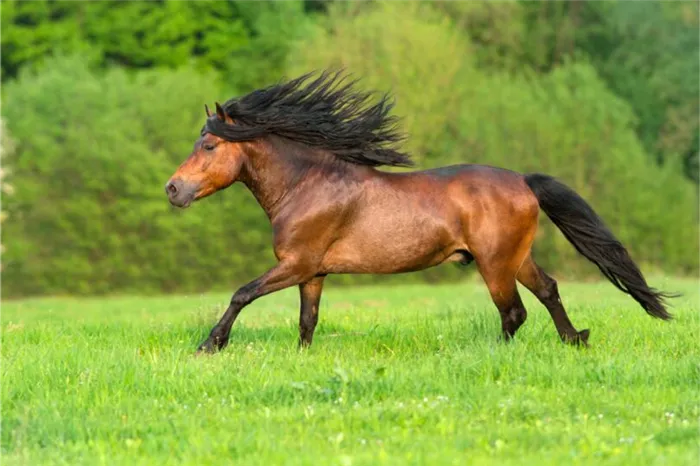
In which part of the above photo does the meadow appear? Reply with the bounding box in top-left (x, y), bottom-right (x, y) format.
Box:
top-left (2, 277), bottom-right (698, 466)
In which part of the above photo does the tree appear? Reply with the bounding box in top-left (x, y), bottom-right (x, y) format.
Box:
top-left (1, 0), bottom-right (316, 93)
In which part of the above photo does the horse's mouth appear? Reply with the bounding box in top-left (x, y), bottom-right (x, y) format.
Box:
top-left (167, 186), bottom-right (215, 209)
top-left (168, 196), bottom-right (193, 209)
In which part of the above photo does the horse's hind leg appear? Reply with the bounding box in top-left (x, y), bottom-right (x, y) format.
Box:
top-left (516, 255), bottom-right (589, 346)
top-left (299, 276), bottom-right (325, 348)
top-left (477, 261), bottom-right (528, 341)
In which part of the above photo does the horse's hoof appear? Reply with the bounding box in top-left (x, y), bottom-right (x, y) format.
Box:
top-left (298, 338), bottom-right (313, 350)
top-left (562, 329), bottom-right (590, 347)
top-left (195, 338), bottom-right (225, 355)
top-left (578, 329), bottom-right (590, 346)
top-left (194, 346), bottom-right (214, 357)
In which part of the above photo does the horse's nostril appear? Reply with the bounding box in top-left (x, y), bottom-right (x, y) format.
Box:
top-left (166, 181), bottom-right (178, 195)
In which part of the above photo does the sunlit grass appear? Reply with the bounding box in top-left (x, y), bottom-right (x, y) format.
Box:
top-left (2, 277), bottom-right (698, 466)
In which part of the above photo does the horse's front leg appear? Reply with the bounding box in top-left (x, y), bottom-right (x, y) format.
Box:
top-left (197, 260), bottom-right (314, 354)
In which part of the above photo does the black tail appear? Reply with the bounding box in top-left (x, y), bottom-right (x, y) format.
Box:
top-left (524, 173), bottom-right (675, 320)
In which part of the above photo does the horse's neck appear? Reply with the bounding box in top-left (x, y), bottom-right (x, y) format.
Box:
top-left (238, 138), bottom-right (314, 219)
top-left (239, 138), bottom-right (364, 220)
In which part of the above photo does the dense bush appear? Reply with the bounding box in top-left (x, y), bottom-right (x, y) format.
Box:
top-left (2, 56), bottom-right (276, 296)
top-left (434, 1), bottom-right (700, 182)
top-left (0, 0), bottom-right (316, 93)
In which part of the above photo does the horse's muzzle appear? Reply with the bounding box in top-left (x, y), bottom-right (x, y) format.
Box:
top-left (165, 178), bottom-right (196, 208)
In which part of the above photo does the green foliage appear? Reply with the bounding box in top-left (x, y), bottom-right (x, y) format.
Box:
top-left (2, 55), bottom-right (276, 296)
top-left (3, 280), bottom-right (699, 464)
top-left (585, 1), bottom-right (700, 182)
top-left (1, 0), bottom-right (90, 78)
top-left (1, 0), bottom-right (315, 92)
top-left (435, 1), bottom-right (700, 182)
top-left (225, 1), bottom-right (317, 93)
top-left (80, 1), bottom-right (249, 69)
top-left (1, 1), bottom-right (697, 297)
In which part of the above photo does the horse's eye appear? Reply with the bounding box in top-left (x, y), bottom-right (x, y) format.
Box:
top-left (203, 143), bottom-right (216, 152)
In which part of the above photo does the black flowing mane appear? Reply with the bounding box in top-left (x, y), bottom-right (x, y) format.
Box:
top-left (204, 71), bottom-right (413, 167)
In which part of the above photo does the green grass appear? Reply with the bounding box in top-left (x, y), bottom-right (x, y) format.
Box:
top-left (2, 277), bottom-right (699, 466)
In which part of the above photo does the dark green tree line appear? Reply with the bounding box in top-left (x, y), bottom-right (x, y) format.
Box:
top-left (1, 0), bottom-right (317, 92)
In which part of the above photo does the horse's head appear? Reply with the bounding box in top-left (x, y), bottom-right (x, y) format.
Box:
top-left (165, 103), bottom-right (247, 208)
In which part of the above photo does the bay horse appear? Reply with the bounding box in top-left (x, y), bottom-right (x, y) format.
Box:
top-left (165, 71), bottom-right (673, 354)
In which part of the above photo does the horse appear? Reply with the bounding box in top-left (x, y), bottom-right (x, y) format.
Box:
top-left (165, 71), bottom-right (673, 354)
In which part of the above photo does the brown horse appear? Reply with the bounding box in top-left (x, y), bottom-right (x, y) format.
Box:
top-left (165, 71), bottom-right (673, 354)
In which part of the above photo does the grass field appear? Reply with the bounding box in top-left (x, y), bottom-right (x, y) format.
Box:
top-left (2, 277), bottom-right (698, 466)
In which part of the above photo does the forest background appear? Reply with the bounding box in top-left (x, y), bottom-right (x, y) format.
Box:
top-left (1, 0), bottom-right (698, 297)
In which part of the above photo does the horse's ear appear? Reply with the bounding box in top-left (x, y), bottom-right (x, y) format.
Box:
top-left (215, 102), bottom-right (227, 122)
top-left (205, 104), bottom-right (212, 118)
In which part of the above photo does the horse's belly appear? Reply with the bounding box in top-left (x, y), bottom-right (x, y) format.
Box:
top-left (320, 221), bottom-right (457, 274)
